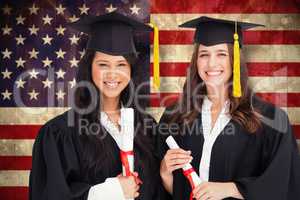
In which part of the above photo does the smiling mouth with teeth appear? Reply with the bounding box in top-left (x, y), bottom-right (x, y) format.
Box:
top-left (104, 81), bottom-right (121, 88)
top-left (206, 70), bottom-right (223, 76)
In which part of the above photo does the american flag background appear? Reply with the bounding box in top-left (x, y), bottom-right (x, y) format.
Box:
top-left (0, 0), bottom-right (300, 199)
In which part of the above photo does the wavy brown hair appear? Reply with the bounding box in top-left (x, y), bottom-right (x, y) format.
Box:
top-left (169, 43), bottom-right (261, 133)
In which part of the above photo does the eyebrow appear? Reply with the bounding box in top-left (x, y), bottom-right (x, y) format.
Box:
top-left (95, 59), bottom-right (109, 63)
top-left (216, 49), bottom-right (228, 52)
top-left (116, 60), bottom-right (127, 63)
top-left (198, 50), bottom-right (209, 53)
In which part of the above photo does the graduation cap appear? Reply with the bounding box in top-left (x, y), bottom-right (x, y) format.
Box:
top-left (179, 16), bottom-right (264, 97)
top-left (69, 11), bottom-right (161, 90)
top-left (69, 11), bottom-right (152, 55)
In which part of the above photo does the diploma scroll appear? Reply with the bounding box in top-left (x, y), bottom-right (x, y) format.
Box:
top-left (120, 108), bottom-right (135, 176)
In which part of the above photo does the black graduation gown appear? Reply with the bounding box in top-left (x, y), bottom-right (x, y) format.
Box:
top-left (156, 98), bottom-right (300, 200)
top-left (29, 110), bottom-right (160, 200)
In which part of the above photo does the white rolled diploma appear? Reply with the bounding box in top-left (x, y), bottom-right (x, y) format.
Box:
top-left (165, 136), bottom-right (202, 185)
top-left (121, 108), bottom-right (135, 175)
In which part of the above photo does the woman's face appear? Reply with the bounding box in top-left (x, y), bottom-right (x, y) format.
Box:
top-left (92, 51), bottom-right (131, 99)
top-left (197, 43), bottom-right (232, 87)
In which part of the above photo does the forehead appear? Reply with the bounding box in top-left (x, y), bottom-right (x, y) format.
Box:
top-left (198, 43), bottom-right (229, 51)
top-left (93, 51), bottom-right (126, 61)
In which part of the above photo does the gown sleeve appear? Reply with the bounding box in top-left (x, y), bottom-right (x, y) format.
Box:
top-left (29, 119), bottom-right (91, 200)
top-left (29, 115), bottom-right (125, 200)
top-left (234, 107), bottom-right (300, 200)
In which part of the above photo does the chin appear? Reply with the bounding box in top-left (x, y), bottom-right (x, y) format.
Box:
top-left (204, 78), bottom-right (226, 87)
top-left (101, 91), bottom-right (122, 99)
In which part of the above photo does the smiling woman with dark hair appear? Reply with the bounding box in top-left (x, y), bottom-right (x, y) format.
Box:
top-left (157, 16), bottom-right (300, 200)
top-left (29, 12), bottom-right (160, 200)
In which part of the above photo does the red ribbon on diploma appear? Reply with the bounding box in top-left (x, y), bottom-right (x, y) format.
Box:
top-left (183, 168), bottom-right (197, 200)
top-left (120, 150), bottom-right (143, 185)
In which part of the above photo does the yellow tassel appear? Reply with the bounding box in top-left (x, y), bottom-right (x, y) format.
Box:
top-left (233, 23), bottom-right (242, 98)
top-left (149, 22), bottom-right (160, 90)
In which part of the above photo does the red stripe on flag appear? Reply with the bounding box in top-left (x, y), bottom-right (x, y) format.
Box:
top-left (247, 63), bottom-right (300, 76)
top-left (150, 63), bottom-right (300, 77)
top-left (293, 125), bottom-right (300, 139)
top-left (0, 156), bottom-right (32, 170)
top-left (151, 0), bottom-right (300, 13)
top-left (0, 127), bottom-right (299, 172)
top-left (151, 31), bottom-right (300, 45)
top-left (0, 125), bottom-right (40, 139)
top-left (0, 187), bottom-right (28, 200)
top-left (255, 93), bottom-right (300, 107)
top-left (150, 63), bottom-right (188, 76)
top-left (150, 93), bottom-right (181, 107)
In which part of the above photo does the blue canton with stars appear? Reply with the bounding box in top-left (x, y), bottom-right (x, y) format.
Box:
top-left (0, 0), bottom-right (150, 107)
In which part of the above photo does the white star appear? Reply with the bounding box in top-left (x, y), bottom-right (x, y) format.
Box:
top-left (42, 57), bottom-right (52, 67)
top-left (56, 89), bottom-right (65, 100)
top-left (15, 34), bottom-right (26, 45)
top-left (42, 14), bottom-right (53, 25)
top-left (55, 4), bottom-right (66, 15)
top-left (1, 68), bottom-right (12, 79)
top-left (79, 3), bottom-right (90, 15)
top-left (55, 68), bottom-right (66, 79)
top-left (69, 34), bottom-right (80, 45)
top-left (15, 78), bottom-right (26, 88)
top-left (28, 4), bottom-right (39, 15)
top-left (2, 24), bottom-right (12, 35)
top-left (79, 49), bottom-right (86, 58)
top-left (16, 15), bottom-right (26, 25)
top-left (28, 24), bottom-right (39, 35)
top-left (69, 57), bottom-right (79, 68)
top-left (28, 48), bottom-right (39, 59)
top-left (42, 34), bottom-right (53, 45)
top-left (2, 48), bottom-right (12, 59)
top-left (1, 89), bottom-right (12, 100)
top-left (55, 49), bottom-right (66, 59)
top-left (42, 78), bottom-right (53, 88)
top-left (55, 25), bottom-right (66, 36)
top-left (69, 78), bottom-right (76, 88)
top-left (130, 4), bottom-right (141, 15)
top-left (106, 4), bottom-right (117, 13)
top-left (2, 4), bottom-right (12, 15)
top-left (28, 68), bottom-right (39, 79)
top-left (28, 89), bottom-right (39, 100)
top-left (69, 15), bottom-right (79, 22)
top-left (15, 57), bottom-right (26, 68)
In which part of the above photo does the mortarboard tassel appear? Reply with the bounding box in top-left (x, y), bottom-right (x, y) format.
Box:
top-left (233, 21), bottom-right (242, 97)
top-left (149, 22), bottom-right (160, 90)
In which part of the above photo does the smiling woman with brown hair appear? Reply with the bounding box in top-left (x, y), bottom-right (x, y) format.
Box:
top-left (157, 16), bottom-right (300, 200)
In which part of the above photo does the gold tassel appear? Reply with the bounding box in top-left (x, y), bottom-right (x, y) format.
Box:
top-left (233, 21), bottom-right (242, 97)
top-left (149, 22), bottom-right (160, 90)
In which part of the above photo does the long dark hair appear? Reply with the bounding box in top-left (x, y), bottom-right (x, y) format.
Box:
top-left (169, 43), bottom-right (261, 133)
top-left (73, 49), bottom-right (156, 179)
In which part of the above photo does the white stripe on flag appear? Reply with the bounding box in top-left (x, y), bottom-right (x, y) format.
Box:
top-left (0, 139), bottom-right (34, 156)
top-left (0, 107), bottom-right (69, 125)
top-left (0, 106), bottom-right (300, 125)
top-left (0, 170), bottom-right (29, 187)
